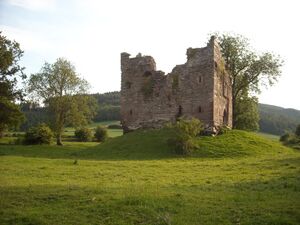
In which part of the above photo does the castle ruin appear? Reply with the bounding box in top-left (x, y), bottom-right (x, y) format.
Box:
top-left (120, 36), bottom-right (232, 133)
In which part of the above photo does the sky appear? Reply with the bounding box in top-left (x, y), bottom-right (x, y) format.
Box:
top-left (0, 0), bottom-right (299, 110)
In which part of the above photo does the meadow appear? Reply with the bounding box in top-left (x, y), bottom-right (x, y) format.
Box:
top-left (0, 129), bottom-right (299, 225)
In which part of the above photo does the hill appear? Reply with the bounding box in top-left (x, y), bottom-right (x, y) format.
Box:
top-left (259, 103), bottom-right (300, 135)
top-left (0, 129), bottom-right (299, 225)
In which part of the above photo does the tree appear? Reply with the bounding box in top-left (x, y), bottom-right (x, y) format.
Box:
top-left (27, 58), bottom-right (97, 145)
top-left (0, 32), bottom-right (25, 136)
top-left (234, 89), bottom-right (259, 131)
top-left (214, 33), bottom-right (283, 129)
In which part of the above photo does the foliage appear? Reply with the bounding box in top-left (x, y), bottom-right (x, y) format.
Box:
top-left (279, 132), bottom-right (293, 143)
top-left (234, 90), bottom-right (259, 131)
top-left (87, 92), bottom-right (121, 122)
top-left (92, 91), bottom-right (120, 106)
top-left (0, 98), bottom-right (24, 137)
top-left (259, 103), bottom-right (300, 135)
top-left (24, 123), bottom-right (53, 145)
top-left (27, 58), bottom-right (97, 145)
top-left (0, 32), bottom-right (26, 136)
top-left (19, 103), bottom-right (50, 131)
top-left (214, 33), bottom-right (283, 130)
top-left (167, 118), bottom-right (203, 155)
top-left (74, 127), bottom-right (93, 142)
top-left (280, 125), bottom-right (300, 149)
top-left (218, 125), bottom-right (231, 135)
top-left (94, 125), bottom-right (108, 142)
top-left (94, 105), bottom-right (120, 122)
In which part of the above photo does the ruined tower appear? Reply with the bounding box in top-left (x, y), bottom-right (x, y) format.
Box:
top-left (120, 36), bottom-right (232, 133)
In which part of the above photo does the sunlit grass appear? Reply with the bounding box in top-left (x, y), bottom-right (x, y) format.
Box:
top-left (0, 130), bottom-right (299, 225)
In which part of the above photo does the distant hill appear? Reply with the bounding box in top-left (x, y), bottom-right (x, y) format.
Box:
top-left (259, 103), bottom-right (300, 135)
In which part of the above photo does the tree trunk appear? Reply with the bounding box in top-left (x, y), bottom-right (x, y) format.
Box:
top-left (56, 133), bottom-right (63, 145)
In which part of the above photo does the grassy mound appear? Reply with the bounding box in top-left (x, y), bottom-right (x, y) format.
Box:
top-left (76, 129), bottom-right (292, 160)
top-left (0, 129), bottom-right (291, 161)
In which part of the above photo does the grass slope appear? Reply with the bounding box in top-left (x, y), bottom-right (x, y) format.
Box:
top-left (0, 130), bottom-right (299, 225)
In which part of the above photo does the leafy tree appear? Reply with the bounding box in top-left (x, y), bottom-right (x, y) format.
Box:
top-left (214, 33), bottom-right (283, 129)
top-left (0, 32), bottom-right (25, 136)
top-left (27, 58), bottom-right (97, 145)
top-left (234, 90), bottom-right (259, 131)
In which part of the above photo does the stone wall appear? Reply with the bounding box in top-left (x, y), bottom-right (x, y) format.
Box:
top-left (120, 36), bottom-right (232, 133)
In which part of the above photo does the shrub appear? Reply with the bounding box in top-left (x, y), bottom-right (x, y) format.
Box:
top-left (24, 123), bottom-right (53, 145)
top-left (94, 126), bottom-right (108, 142)
top-left (280, 132), bottom-right (300, 148)
top-left (107, 124), bottom-right (122, 129)
top-left (218, 125), bottom-right (231, 135)
top-left (167, 118), bottom-right (203, 155)
top-left (280, 133), bottom-right (292, 143)
top-left (74, 127), bottom-right (92, 142)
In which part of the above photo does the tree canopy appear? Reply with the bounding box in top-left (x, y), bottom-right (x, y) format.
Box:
top-left (27, 58), bottom-right (97, 145)
top-left (0, 32), bottom-right (25, 136)
top-left (214, 33), bottom-right (283, 130)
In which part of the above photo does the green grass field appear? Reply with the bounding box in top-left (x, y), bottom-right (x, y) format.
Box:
top-left (63, 121), bottom-right (123, 138)
top-left (0, 129), bottom-right (299, 225)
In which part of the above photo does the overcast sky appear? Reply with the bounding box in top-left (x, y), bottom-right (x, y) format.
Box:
top-left (0, 0), bottom-right (299, 109)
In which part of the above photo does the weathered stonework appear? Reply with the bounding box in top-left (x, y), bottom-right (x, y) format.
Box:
top-left (120, 36), bottom-right (232, 133)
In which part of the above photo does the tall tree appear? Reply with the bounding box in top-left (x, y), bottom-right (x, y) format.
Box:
top-left (27, 58), bottom-right (97, 145)
top-left (0, 32), bottom-right (25, 136)
top-left (214, 33), bottom-right (283, 130)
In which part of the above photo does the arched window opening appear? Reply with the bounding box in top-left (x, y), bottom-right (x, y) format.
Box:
top-left (176, 105), bottom-right (183, 118)
top-left (198, 106), bottom-right (202, 113)
top-left (129, 109), bottom-right (133, 116)
top-left (198, 76), bottom-right (202, 83)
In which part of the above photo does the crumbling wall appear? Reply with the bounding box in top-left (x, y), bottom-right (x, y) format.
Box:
top-left (120, 37), bottom-right (232, 132)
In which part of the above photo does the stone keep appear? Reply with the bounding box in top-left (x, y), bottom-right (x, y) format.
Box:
top-left (120, 36), bottom-right (232, 133)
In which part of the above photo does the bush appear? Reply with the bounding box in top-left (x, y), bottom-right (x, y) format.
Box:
top-left (75, 127), bottom-right (93, 142)
top-left (107, 124), bottom-right (122, 129)
top-left (218, 125), bottom-right (231, 135)
top-left (24, 123), bottom-right (53, 145)
top-left (280, 132), bottom-right (300, 149)
top-left (94, 126), bottom-right (108, 142)
top-left (280, 133), bottom-right (292, 143)
top-left (167, 118), bottom-right (203, 155)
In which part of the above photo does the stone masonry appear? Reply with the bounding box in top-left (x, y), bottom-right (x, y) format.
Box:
top-left (120, 36), bottom-right (232, 133)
